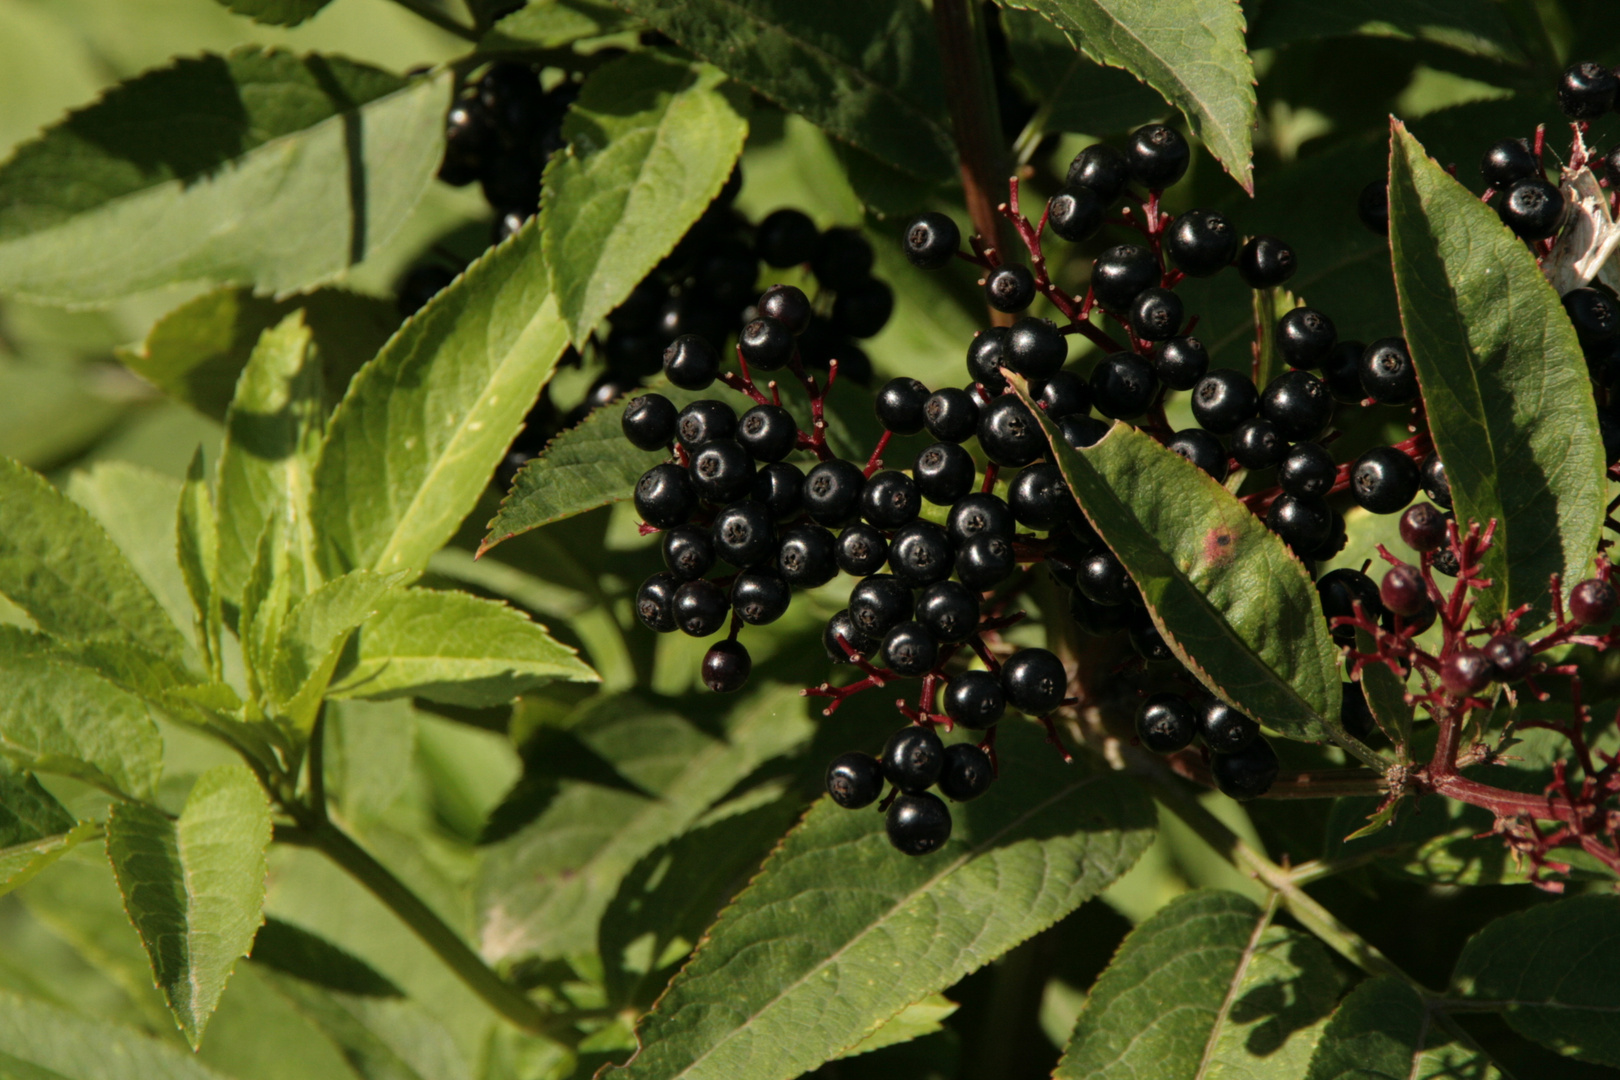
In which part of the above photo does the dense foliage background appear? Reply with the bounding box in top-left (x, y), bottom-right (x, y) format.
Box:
top-left (4, 2), bottom-right (1620, 1079)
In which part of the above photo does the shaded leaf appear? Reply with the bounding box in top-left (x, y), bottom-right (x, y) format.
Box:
top-left (107, 762), bottom-right (273, 1048)
top-left (480, 0), bottom-right (635, 52)
top-left (1017, 384), bottom-right (1343, 739)
top-left (836, 995), bottom-right (958, 1060)
top-left (601, 720), bottom-right (1154, 1080)
top-left (249, 916), bottom-right (404, 998)
top-left (1451, 894), bottom-right (1620, 1067)
top-left (610, 0), bottom-right (955, 181)
top-left (0, 50), bottom-right (451, 304)
top-left (0, 768), bottom-right (96, 896)
top-left (1388, 120), bottom-right (1605, 626)
top-left (1002, 8), bottom-right (1168, 138)
top-left (0, 989), bottom-right (237, 1080)
top-left (213, 0), bottom-right (334, 27)
top-left (0, 455), bottom-right (189, 662)
top-left (1325, 796), bottom-right (1538, 886)
top-left (256, 968), bottom-right (468, 1080)
top-left (1055, 889), bottom-right (1341, 1078)
top-left (997, 0), bottom-right (1256, 189)
top-left (1249, 0), bottom-right (1526, 63)
top-left (311, 222), bottom-right (571, 582)
top-left (117, 286), bottom-right (399, 423)
top-left (1304, 976), bottom-right (1504, 1079)
top-left (327, 587), bottom-right (597, 707)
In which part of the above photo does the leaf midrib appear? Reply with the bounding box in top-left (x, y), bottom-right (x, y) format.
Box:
top-left (1192, 902), bottom-right (1273, 1079)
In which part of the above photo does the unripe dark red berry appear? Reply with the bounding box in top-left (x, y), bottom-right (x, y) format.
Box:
top-left (1569, 578), bottom-right (1618, 625)
top-left (1399, 502), bottom-right (1448, 552)
top-left (1484, 634), bottom-right (1534, 681)
top-left (1440, 647), bottom-right (1493, 696)
top-left (1380, 564), bottom-right (1429, 618)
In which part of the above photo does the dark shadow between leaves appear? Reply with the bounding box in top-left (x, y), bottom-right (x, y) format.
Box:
top-left (248, 916), bottom-right (403, 997)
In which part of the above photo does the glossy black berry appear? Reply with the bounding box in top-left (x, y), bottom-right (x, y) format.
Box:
top-left (1154, 337), bottom-right (1209, 391)
top-left (985, 264), bottom-right (1037, 313)
top-left (903, 211), bottom-right (961, 269)
top-left (1137, 693), bottom-right (1196, 753)
top-left (1198, 698), bottom-right (1258, 753)
top-left (1210, 738), bottom-right (1279, 801)
top-left (759, 283), bottom-right (813, 335)
top-left (1267, 493), bottom-right (1332, 553)
top-left (1277, 308), bottom-right (1337, 369)
top-left (945, 669), bottom-right (1005, 729)
top-left (908, 443), bottom-right (971, 506)
top-left (1059, 414), bottom-right (1110, 449)
top-left (635, 463), bottom-right (697, 528)
top-left (1077, 548), bottom-right (1134, 606)
top-left (948, 493), bottom-right (1014, 545)
top-left (1380, 563), bottom-right (1429, 619)
top-left (1499, 177), bottom-right (1567, 241)
top-left (861, 471), bottom-right (921, 529)
top-left (657, 294), bottom-right (725, 344)
top-left (1357, 179), bottom-right (1389, 235)
top-left (659, 336), bottom-right (716, 391)
top-left (1481, 138), bottom-right (1537, 187)
top-left (1033, 371), bottom-right (1090, 420)
top-left (916, 581), bottom-right (980, 643)
top-left (956, 533), bottom-right (1015, 591)
top-left (876, 377), bottom-right (930, 434)
top-left (735, 405), bottom-right (796, 464)
top-left (978, 395), bottom-right (1045, 466)
top-left (673, 578), bottom-right (728, 637)
top-left (701, 639), bottom-right (751, 693)
top-left (739, 316), bottom-right (795, 372)
top-left (1350, 446), bottom-right (1420, 514)
top-left (1569, 578), bottom-right (1618, 625)
top-left (751, 461), bottom-right (804, 521)
top-left (882, 724), bottom-right (945, 790)
top-left (890, 521), bottom-right (954, 586)
top-left (1091, 244), bottom-right (1159, 310)
top-left (690, 440), bottom-right (755, 503)
top-left (812, 227), bottom-right (875, 291)
top-left (1278, 442), bottom-right (1335, 498)
top-left (886, 792), bottom-right (952, 855)
top-left (1236, 236), bottom-right (1297, 289)
top-left (1558, 61), bottom-right (1618, 119)
top-left (1001, 647), bottom-right (1067, 714)
top-left (1484, 633), bottom-right (1533, 680)
top-left (826, 751), bottom-right (884, 809)
top-left (849, 574), bottom-right (915, 638)
top-left (662, 524), bottom-right (716, 581)
top-left (1360, 338), bottom-right (1418, 404)
top-left (879, 620), bottom-right (936, 677)
top-left (1191, 370), bottom-right (1259, 434)
top-left (1090, 352), bottom-right (1157, 419)
top-left (803, 459), bottom-right (867, 527)
top-left (438, 96), bottom-right (494, 187)
top-left (710, 500), bottom-right (776, 568)
top-left (777, 524), bottom-right (838, 589)
top-left (1419, 453), bottom-right (1452, 510)
top-left (1066, 143), bottom-right (1130, 204)
top-left (1166, 429), bottom-right (1228, 481)
top-left (1320, 341), bottom-right (1367, 403)
top-left (1318, 567), bottom-right (1382, 645)
top-left (676, 399), bottom-right (737, 451)
top-left (938, 743), bottom-right (994, 802)
top-left (1262, 370), bottom-right (1333, 441)
top-left (1047, 185), bottom-right (1106, 242)
top-left (1231, 418), bottom-right (1287, 470)
top-left (1166, 209), bottom-right (1237, 277)
top-left (622, 393), bottom-right (678, 450)
top-left (836, 522), bottom-right (889, 577)
top-left (1009, 462), bottom-right (1074, 529)
top-left (833, 278), bottom-right (894, 339)
top-left (1564, 287), bottom-right (1619, 345)
top-left (824, 609), bottom-right (878, 663)
top-left (924, 387), bottom-right (981, 444)
top-left (967, 328), bottom-right (1012, 391)
top-left (756, 208), bottom-right (819, 267)
top-left (1130, 287), bottom-right (1184, 342)
top-left (1126, 124), bottom-right (1190, 188)
top-left (1129, 619), bottom-right (1174, 662)
top-left (635, 572), bottom-right (680, 633)
top-left (1008, 317), bottom-right (1067, 380)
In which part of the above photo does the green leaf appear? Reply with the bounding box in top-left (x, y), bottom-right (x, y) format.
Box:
top-left (0, 990), bottom-right (238, 1080)
top-left (1016, 385), bottom-right (1344, 740)
top-left (1388, 120), bottom-right (1605, 626)
top-left (601, 720), bottom-right (1154, 1080)
top-left (610, 0), bottom-right (956, 181)
top-left (249, 917), bottom-right (403, 997)
top-left (1304, 976), bottom-right (1505, 1080)
top-left (0, 456), bottom-right (189, 662)
top-left (479, 0), bottom-right (635, 51)
top-left (117, 286), bottom-right (400, 424)
top-left (997, 0), bottom-right (1256, 190)
top-left (179, 449), bottom-right (225, 679)
top-left (267, 570), bottom-right (402, 733)
top-left (1249, 0), bottom-right (1527, 63)
top-left (255, 968), bottom-right (467, 1080)
top-left (1324, 796), bottom-right (1536, 886)
top-left (0, 769), bottom-right (96, 896)
top-left (836, 995), bottom-right (959, 1060)
top-left (213, 0), bottom-right (334, 27)
top-left (311, 222), bottom-right (572, 582)
top-left (477, 684), bottom-right (820, 965)
top-left (1451, 894), bottom-right (1620, 1066)
top-left (544, 52), bottom-right (749, 344)
top-left (240, 507), bottom-right (300, 703)
top-left (217, 312), bottom-right (326, 608)
top-left (1055, 889), bottom-right (1342, 1078)
top-left (106, 762), bottom-right (273, 1049)
top-left (1002, 9), bottom-right (1168, 137)
top-left (0, 50), bottom-right (452, 304)
top-left (0, 627), bottom-right (164, 798)
top-left (327, 587), bottom-right (597, 707)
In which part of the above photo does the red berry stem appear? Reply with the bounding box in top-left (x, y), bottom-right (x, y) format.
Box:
top-left (863, 430), bottom-right (892, 477)
top-left (996, 176), bottom-right (1125, 355)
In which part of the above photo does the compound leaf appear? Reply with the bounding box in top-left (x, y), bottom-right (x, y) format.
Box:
top-left (311, 222), bottom-right (571, 582)
top-left (213, 0), bottom-right (334, 27)
top-left (1018, 384), bottom-right (1343, 740)
top-left (544, 52), bottom-right (749, 344)
top-left (327, 587), bottom-right (597, 707)
top-left (1388, 120), bottom-right (1605, 627)
top-left (1451, 895), bottom-right (1620, 1067)
top-left (107, 762), bottom-right (273, 1049)
top-left (1304, 976), bottom-right (1506, 1079)
top-left (610, 0), bottom-right (955, 181)
top-left (0, 990), bottom-right (237, 1080)
top-left (600, 720), bottom-right (1155, 1080)
top-left (0, 768), bottom-right (96, 897)
top-left (0, 50), bottom-right (450, 304)
top-left (1056, 890), bottom-right (1341, 1078)
top-left (997, 0), bottom-right (1256, 190)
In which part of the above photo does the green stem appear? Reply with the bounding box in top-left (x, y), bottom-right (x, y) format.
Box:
top-left (388, 0), bottom-right (481, 42)
top-left (275, 821), bottom-right (550, 1033)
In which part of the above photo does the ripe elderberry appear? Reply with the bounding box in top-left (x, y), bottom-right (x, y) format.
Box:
top-left (1136, 693), bottom-right (1196, 753)
top-left (674, 578), bottom-right (728, 637)
top-left (1077, 549), bottom-right (1134, 606)
top-left (1278, 442), bottom-right (1336, 498)
top-left (985, 265), bottom-right (1037, 313)
top-left (1360, 338), bottom-right (1418, 404)
top-left (1059, 414), bottom-right (1110, 449)
top-left (1002, 648), bottom-right (1067, 715)
top-left (886, 792), bottom-right (952, 855)
top-left (1166, 209), bottom-right (1237, 277)
top-left (737, 405), bottom-right (797, 463)
top-left (823, 610), bottom-right (878, 662)
top-left (948, 493), bottom-right (1014, 544)
top-left (1499, 177), bottom-right (1567, 241)
top-left (1419, 453), bottom-right (1452, 509)
top-left (636, 572), bottom-right (680, 633)
top-left (1558, 61), bottom-right (1618, 119)
top-left (945, 670), bottom-right (1005, 729)
top-left (1277, 308), bottom-right (1337, 369)
top-left (1191, 370), bottom-right (1259, 434)
top-left (622, 393), bottom-right (678, 450)
top-left (1232, 419), bottom-right (1288, 470)
top-left (938, 743), bottom-right (995, 802)
top-left (836, 522), bottom-right (889, 577)
top-left (702, 640), bottom-right (751, 692)
top-left (1129, 619), bottom-right (1173, 662)
top-left (1008, 463), bottom-right (1073, 529)
top-left (1380, 564), bottom-right (1429, 619)
top-left (1130, 288), bottom-right (1185, 342)
top-left (882, 724), bottom-right (945, 790)
top-left (1047, 185), bottom-right (1106, 242)
top-left (1484, 633), bottom-right (1533, 680)
top-left (635, 464), bottom-right (697, 528)
top-left (1199, 698), bottom-right (1258, 753)
top-left (690, 440), bottom-right (755, 503)
top-left (1066, 143), bottom-right (1130, 204)
top-left (663, 525), bottom-right (716, 581)
top-left (925, 387), bottom-right (981, 444)
top-left (917, 581), bottom-right (980, 643)
top-left (826, 751), bottom-right (884, 809)
top-left (812, 227), bottom-right (874, 291)
top-left (756, 208), bottom-right (819, 268)
top-left (752, 461), bottom-right (804, 521)
top-left (849, 574), bottom-right (914, 638)
top-left (978, 396), bottom-right (1045, 466)
top-left (889, 521), bottom-right (954, 586)
top-left (1091, 245), bottom-right (1159, 310)
top-left (1267, 494), bottom-right (1332, 553)
top-left (1008, 318), bottom-right (1067, 380)
top-left (739, 316), bottom-right (795, 371)
top-left (1318, 567), bottom-right (1382, 646)
top-left (1350, 446), bottom-right (1420, 514)
top-left (903, 212), bottom-right (961, 270)
top-left (833, 279), bottom-right (894, 339)
top-left (967, 327), bottom-right (1012, 391)
top-left (777, 524), bottom-right (837, 588)
top-left (914, 442), bottom-right (976, 505)
top-left (1399, 502), bottom-right (1448, 552)
top-left (1090, 352), bottom-right (1157, 419)
top-left (663, 336), bottom-right (720, 390)
top-left (1569, 579), bottom-right (1618, 625)
top-left (712, 501), bottom-right (776, 567)
top-left (882, 621), bottom-right (938, 676)
top-left (1166, 429), bottom-right (1228, 481)
top-left (803, 459), bottom-right (866, 526)
top-left (1481, 138), bottom-right (1537, 187)
top-left (1262, 369), bottom-right (1332, 441)
top-left (1033, 371), bottom-right (1090, 420)
top-left (1562, 287), bottom-right (1619, 346)
top-left (1126, 124), bottom-right (1190, 188)
top-left (758, 283), bottom-right (812, 335)
top-left (861, 471), bottom-right (921, 529)
top-left (1237, 236), bottom-right (1296, 289)
top-left (1210, 738), bottom-right (1280, 801)
top-left (956, 533), bottom-right (1015, 590)
top-left (677, 399), bottom-right (737, 450)
top-left (1154, 337), bottom-right (1209, 391)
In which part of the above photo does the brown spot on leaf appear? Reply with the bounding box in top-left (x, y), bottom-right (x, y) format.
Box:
top-left (1203, 526), bottom-right (1238, 568)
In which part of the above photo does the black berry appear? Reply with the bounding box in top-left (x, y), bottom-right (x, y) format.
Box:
top-left (756, 208), bottom-right (819, 267)
top-left (1481, 138), bottom-right (1537, 187)
top-left (832, 278), bottom-right (894, 339)
top-left (1059, 414), bottom-right (1110, 449)
top-left (1008, 317), bottom-right (1067, 380)
top-left (924, 387), bottom-right (982, 444)
top-left (955, 533), bottom-right (1015, 591)
top-left (985, 264), bottom-right (1038, 313)
top-left (826, 751), bottom-right (884, 808)
top-left (1210, 738), bottom-right (1279, 801)
top-left (1499, 177), bottom-right (1566, 241)
top-left (1001, 647), bottom-right (1067, 714)
top-left (1278, 442), bottom-right (1336, 497)
top-left (903, 212), bottom-right (961, 269)
top-left (777, 524), bottom-right (838, 588)
top-left (824, 609), bottom-right (878, 663)
top-left (882, 621), bottom-right (938, 676)
top-left (1231, 418), bottom-right (1287, 470)
top-left (636, 572), bottom-right (680, 633)
top-left (803, 459), bottom-right (867, 526)
top-left (938, 743), bottom-right (995, 802)
top-left (1166, 209), bottom-right (1237, 277)
top-left (663, 524), bottom-right (716, 581)
top-left (739, 316), bottom-right (795, 371)
top-left (1166, 429), bottom-right (1228, 481)
top-left (967, 327), bottom-right (1012, 391)
top-left (1129, 287), bottom-right (1184, 342)
top-left (1198, 698), bottom-right (1258, 753)
top-left (1191, 370), bottom-right (1259, 434)
top-left (1563, 287), bottom-right (1619, 345)
top-left (1276, 308), bottom-right (1337, 369)
top-left (1154, 337), bottom-right (1209, 391)
top-left (1318, 567), bottom-right (1382, 646)
top-left (711, 500), bottom-right (776, 567)
top-left (1350, 446), bottom-right (1420, 514)
top-left (622, 393), bottom-right (677, 450)
top-left (751, 461), bottom-right (804, 521)
top-left (1236, 236), bottom-right (1296, 289)
top-left (861, 470), bottom-right (921, 529)
top-left (1091, 244), bottom-right (1159, 310)
top-left (812, 227), bottom-right (874, 291)
top-left (914, 442), bottom-right (976, 505)
top-left (1419, 453), bottom-right (1452, 510)
top-left (677, 399), bottom-right (737, 451)
top-left (1129, 619), bottom-right (1173, 662)
top-left (1558, 61), bottom-right (1618, 120)
top-left (948, 493), bottom-right (1014, 545)
top-left (1266, 493), bottom-right (1332, 553)
top-left (916, 581), bottom-right (980, 643)
top-left (945, 669), bottom-right (1005, 729)
top-left (1261, 369), bottom-right (1332, 441)
top-left (662, 336), bottom-right (720, 391)
top-left (1342, 681), bottom-right (1376, 741)
top-left (1089, 352), bottom-right (1157, 419)
top-left (1009, 462), bottom-right (1075, 529)
top-left (635, 463), bottom-right (698, 528)
top-left (689, 439), bottom-right (755, 503)
top-left (876, 377), bottom-right (930, 434)
top-left (886, 792), bottom-right (952, 855)
top-left (889, 521), bottom-right (954, 587)
top-left (1077, 548), bottom-right (1134, 606)
top-left (882, 724), bottom-right (945, 790)
top-left (674, 578), bottom-right (728, 636)
top-left (1048, 185), bottom-right (1106, 243)
top-left (1066, 143), bottom-right (1130, 204)
top-left (1033, 371), bottom-right (1090, 420)
top-left (1320, 340), bottom-right (1367, 403)
top-left (977, 395), bottom-right (1045, 466)
top-left (1137, 693), bottom-right (1196, 753)
top-left (849, 574), bottom-right (915, 638)
top-left (1360, 338), bottom-right (1418, 404)
top-left (702, 639), bottom-right (751, 692)
top-left (1126, 124), bottom-right (1190, 188)
top-left (836, 522), bottom-right (890, 577)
